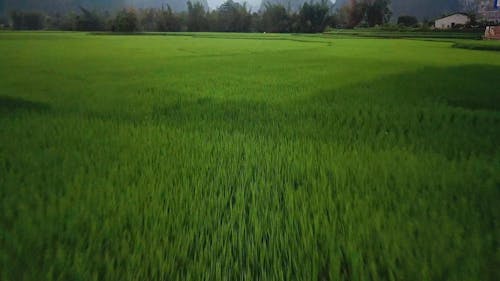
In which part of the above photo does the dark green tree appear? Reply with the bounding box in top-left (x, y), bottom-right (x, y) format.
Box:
top-left (157, 6), bottom-right (182, 31)
top-left (261, 3), bottom-right (290, 33)
top-left (187, 1), bottom-right (208, 31)
top-left (73, 6), bottom-right (105, 31)
top-left (365, 0), bottom-right (391, 26)
top-left (214, 0), bottom-right (251, 32)
top-left (347, 0), bottom-right (366, 27)
top-left (299, 0), bottom-right (331, 33)
top-left (140, 8), bottom-right (157, 31)
top-left (114, 8), bottom-right (138, 32)
top-left (346, 0), bottom-right (391, 27)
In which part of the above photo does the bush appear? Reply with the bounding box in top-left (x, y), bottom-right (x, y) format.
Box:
top-left (10, 11), bottom-right (45, 30)
top-left (0, 16), bottom-right (8, 29)
top-left (379, 23), bottom-right (401, 31)
top-left (398, 15), bottom-right (419, 27)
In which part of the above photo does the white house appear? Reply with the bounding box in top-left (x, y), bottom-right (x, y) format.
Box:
top-left (435, 13), bottom-right (470, 29)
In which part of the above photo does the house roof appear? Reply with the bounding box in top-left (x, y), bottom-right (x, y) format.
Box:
top-left (435, 13), bottom-right (470, 21)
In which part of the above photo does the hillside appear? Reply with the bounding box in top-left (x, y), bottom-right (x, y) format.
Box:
top-left (2, 0), bottom-right (209, 14)
top-left (391, 0), bottom-right (461, 20)
top-left (334, 0), bottom-right (464, 20)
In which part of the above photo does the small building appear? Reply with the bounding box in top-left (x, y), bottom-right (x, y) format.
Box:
top-left (485, 26), bottom-right (500, 40)
top-left (434, 13), bottom-right (470, 29)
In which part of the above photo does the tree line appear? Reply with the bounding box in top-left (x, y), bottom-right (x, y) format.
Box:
top-left (3, 0), bottom-right (397, 32)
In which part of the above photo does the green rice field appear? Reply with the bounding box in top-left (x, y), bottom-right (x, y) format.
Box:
top-left (0, 32), bottom-right (499, 281)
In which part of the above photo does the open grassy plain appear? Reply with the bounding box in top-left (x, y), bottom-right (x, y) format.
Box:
top-left (0, 32), bottom-right (499, 281)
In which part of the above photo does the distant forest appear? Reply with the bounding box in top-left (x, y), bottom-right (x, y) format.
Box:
top-left (3, 0), bottom-right (340, 33)
top-left (0, 0), bottom-right (491, 32)
top-left (1, 1), bottom-right (209, 14)
top-left (0, 0), bottom-right (479, 19)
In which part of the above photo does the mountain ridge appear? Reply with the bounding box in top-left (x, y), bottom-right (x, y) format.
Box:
top-left (334, 0), bottom-right (467, 20)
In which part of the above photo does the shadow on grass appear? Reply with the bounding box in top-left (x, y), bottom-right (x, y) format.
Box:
top-left (324, 30), bottom-right (482, 40)
top-left (452, 42), bottom-right (500, 52)
top-left (0, 96), bottom-right (50, 116)
top-left (317, 64), bottom-right (500, 112)
top-left (151, 64), bottom-right (500, 157)
top-left (88, 32), bottom-right (332, 44)
top-left (153, 64), bottom-right (500, 125)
